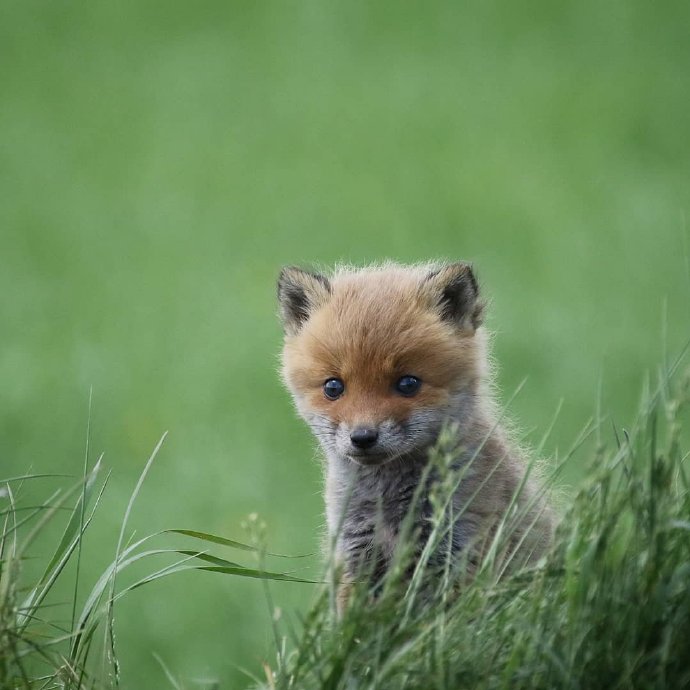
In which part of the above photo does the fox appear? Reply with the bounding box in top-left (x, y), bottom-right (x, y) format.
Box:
top-left (277, 261), bottom-right (554, 610)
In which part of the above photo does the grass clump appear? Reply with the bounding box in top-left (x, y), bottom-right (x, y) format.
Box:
top-left (0, 432), bottom-right (312, 689)
top-left (263, 367), bottom-right (690, 690)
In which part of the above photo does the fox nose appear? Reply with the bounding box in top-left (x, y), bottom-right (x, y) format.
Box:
top-left (350, 427), bottom-right (379, 449)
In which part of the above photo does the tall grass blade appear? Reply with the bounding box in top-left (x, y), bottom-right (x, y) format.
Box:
top-left (164, 529), bottom-right (311, 558)
top-left (17, 459), bottom-right (103, 631)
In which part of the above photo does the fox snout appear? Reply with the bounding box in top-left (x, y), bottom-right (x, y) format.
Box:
top-left (338, 419), bottom-right (419, 466)
top-left (349, 426), bottom-right (379, 449)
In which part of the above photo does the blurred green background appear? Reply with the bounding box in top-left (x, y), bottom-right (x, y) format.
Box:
top-left (2, 0), bottom-right (689, 686)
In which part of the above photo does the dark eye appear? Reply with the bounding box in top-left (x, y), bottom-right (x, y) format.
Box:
top-left (396, 375), bottom-right (422, 396)
top-left (323, 378), bottom-right (345, 400)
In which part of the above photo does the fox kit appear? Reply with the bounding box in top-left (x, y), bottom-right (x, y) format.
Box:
top-left (277, 262), bottom-right (553, 607)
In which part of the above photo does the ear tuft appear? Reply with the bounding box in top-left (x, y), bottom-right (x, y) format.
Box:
top-left (277, 266), bottom-right (331, 336)
top-left (425, 262), bottom-right (484, 331)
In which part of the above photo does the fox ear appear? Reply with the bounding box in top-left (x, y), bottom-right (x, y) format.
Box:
top-left (425, 262), bottom-right (484, 331)
top-left (277, 266), bottom-right (331, 336)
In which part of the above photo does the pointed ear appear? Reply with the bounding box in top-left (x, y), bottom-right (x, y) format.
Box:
top-left (277, 266), bottom-right (332, 336)
top-left (424, 262), bottom-right (484, 331)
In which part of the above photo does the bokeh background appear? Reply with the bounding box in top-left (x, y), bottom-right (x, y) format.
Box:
top-left (2, 0), bottom-right (689, 686)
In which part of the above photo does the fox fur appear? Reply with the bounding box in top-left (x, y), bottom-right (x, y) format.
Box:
top-left (277, 261), bottom-right (554, 608)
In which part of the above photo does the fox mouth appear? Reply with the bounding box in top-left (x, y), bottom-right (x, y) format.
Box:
top-left (346, 450), bottom-right (390, 466)
top-left (346, 448), bottom-right (406, 467)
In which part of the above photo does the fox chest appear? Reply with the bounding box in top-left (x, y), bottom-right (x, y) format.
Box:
top-left (329, 465), bottom-right (426, 578)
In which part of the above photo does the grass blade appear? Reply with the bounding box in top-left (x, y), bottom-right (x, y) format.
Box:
top-left (165, 530), bottom-right (312, 558)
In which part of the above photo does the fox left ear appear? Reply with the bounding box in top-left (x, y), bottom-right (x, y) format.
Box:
top-left (277, 266), bottom-right (332, 336)
top-left (425, 262), bottom-right (484, 331)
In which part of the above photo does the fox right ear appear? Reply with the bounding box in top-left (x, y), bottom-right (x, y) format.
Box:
top-left (277, 266), bottom-right (331, 336)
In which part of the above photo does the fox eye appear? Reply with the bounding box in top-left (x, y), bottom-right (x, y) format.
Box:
top-left (323, 378), bottom-right (345, 400)
top-left (396, 375), bottom-right (422, 396)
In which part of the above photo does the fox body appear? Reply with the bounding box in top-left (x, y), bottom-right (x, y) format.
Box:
top-left (277, 262), bottom-right (553, 604)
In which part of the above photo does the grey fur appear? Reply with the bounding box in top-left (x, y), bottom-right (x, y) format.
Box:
top-left (318, 393), bottom-right (553, 593)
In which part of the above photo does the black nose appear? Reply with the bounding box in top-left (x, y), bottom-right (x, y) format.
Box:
top-left (350, 427), bottom-right (379, 449)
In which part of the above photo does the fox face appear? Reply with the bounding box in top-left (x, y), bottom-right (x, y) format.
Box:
top-left (278, 263), bottom-right (486, 467)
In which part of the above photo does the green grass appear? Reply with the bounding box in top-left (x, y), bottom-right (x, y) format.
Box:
top-left (1, 0), bottom-right (689, 685)
top-left (0, 433), bottom-right (318, 688)
top-left (3, 359), bottom-right (689, 688)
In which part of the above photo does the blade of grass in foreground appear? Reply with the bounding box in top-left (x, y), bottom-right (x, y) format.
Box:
top-left (17, 458), bottom-right (104, 632)
top-left (70, 387), bottom-right (94, 637)
top-left (164, 529), bottom-right (313, 558)
top-left (99, 431), bottom-right (168, 687)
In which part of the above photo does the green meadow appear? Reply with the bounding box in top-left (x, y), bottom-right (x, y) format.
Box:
top-left (1, 1), bottom-right (689, 687)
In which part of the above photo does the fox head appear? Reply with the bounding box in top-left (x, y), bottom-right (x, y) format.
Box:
top-left (277, 262), bottom-right (487, 466)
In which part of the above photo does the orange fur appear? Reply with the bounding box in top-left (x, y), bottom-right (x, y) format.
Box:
top-left (282, 264), bottom-right (484, 426)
